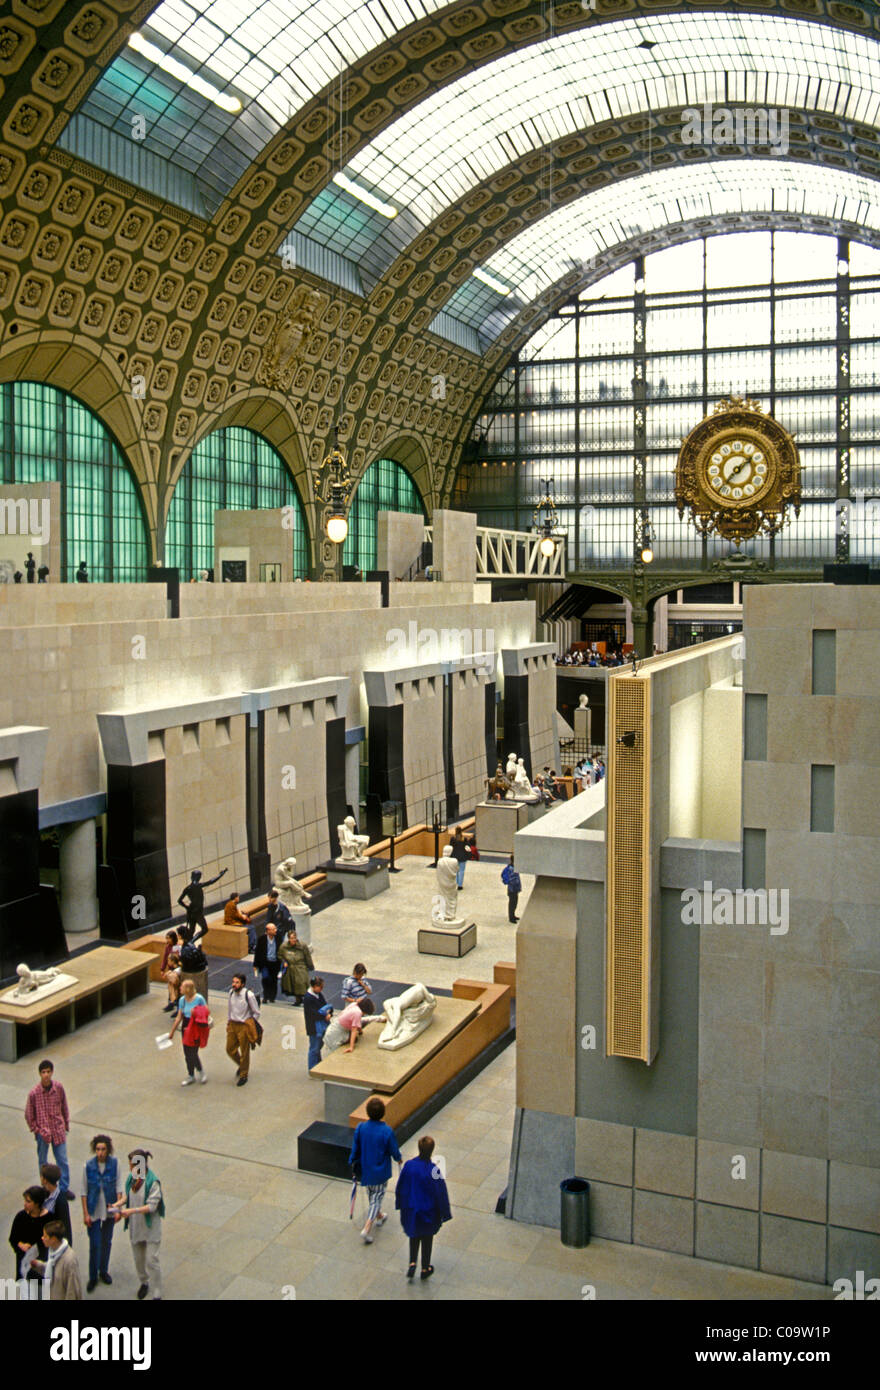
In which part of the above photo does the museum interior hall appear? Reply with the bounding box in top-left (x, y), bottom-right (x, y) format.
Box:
top-left (0, 0), bottom-right (877, 1317)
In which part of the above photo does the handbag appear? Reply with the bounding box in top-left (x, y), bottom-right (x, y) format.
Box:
top-left (243, 991), bottom-right (264, 1046)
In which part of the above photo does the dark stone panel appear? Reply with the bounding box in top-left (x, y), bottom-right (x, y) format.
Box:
top-left (443, 672), bottom-right (458, 820)
top-left (367, 705), bottom-right (406, 827)
top-left (0, 888), bottom-right (67, 984)
top-left (503, 674), bottom-right (531, 776)
top-left (107, 851), bottom-right (171, 930)
top-left (297, 1122), bottom-right (355, 1180)
top-left (485, 682), bottom-right (497, 773)
top-left (147, 566), bottom-right (180, 617)
top-left (326, 716), bottom-right (348, 857)
top-left (247, 714), bottom-right (267, 890)
top-left (106, 762), bottom-right (167, 861)
top-left (0, 789), bottom-right (40, 903)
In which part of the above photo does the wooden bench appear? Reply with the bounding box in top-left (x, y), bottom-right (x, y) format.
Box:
top-left (493, 961), bottom-right (516, 999)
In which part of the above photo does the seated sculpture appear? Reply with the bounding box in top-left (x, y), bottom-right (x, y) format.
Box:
top-left (486, 765), bottom-right (511, 800)
top-left (512, 757), bottom-right (535, 798)
top-left (505, 751), bottom-right (518, 781)
top-left (377, 982), bottom-right (437, 1051)
top-left (337, 815), bottom-right (369, 863)
top-left (274, 856), bottom-right (311, 913)
top-left (13, 963), bottom-right (60, 996)
top-left (432, 845), bottom-right (462, 925)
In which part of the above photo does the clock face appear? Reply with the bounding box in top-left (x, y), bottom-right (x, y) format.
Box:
top-left (700, 433), bottom-right (773, 505)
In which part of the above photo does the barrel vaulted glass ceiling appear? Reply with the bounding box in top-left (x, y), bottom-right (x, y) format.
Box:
top-left (60, 4), bottom-right (880, 351)
top-left (60, 0), bottom-right (453, 216)
top-left (439, 163), bottom-right (880, 347)
top-left (296, 17), bottom-right (880, 280)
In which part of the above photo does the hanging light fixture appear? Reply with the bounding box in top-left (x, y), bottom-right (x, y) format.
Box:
top-left (639, 512), bottom-right (655, 565)
top-left (315, 425), bottom-right (354, 544)
top-left (533, 479), bottom-right (564, 557)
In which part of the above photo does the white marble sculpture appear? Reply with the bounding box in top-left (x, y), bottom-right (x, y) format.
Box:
top-left (274, 856), bottom-right (312, 945)
top-left (337, 815), bottom-right (369, 864)
top-left (377, 982), bottom-right (437, 1051)
top-left (578, 694), bottom-right (589, 709)
top-left (432, 845), bottom-right (464, 925)
top-left (512, 757), bottom-right (535, 798)
top-left (505, 751), bottom-right (518, 781)
top-left (13, 963), bottom-right (60, 995)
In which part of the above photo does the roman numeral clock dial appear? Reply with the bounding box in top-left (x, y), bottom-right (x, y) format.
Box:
top-left (675, 396), bottom-right (801, 544)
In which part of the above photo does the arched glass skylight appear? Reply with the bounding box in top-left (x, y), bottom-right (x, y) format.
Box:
top-left (295, 15), bottom-right (880, 275)
top-left (60, 0), bottom-right (456, 215)
top-left (434, 163), bottom-right (880, 343)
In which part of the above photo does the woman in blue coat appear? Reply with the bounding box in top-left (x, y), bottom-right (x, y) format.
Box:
top-left (395, 1135), bottom-right (452, 1281)
top-left (349, 1097), bottom-right (402, 1244)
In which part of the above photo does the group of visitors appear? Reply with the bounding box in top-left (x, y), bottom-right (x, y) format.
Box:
top-left (556, 646), bottom-right (625, 667)
top-left (349, 1099), bottom-right (452, 1279)
top-left (574, 755), bottom-right (605, 788)
top-left (12, 1060), bottom-right (163, 1299)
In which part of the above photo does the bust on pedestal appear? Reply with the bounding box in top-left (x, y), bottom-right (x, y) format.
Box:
top-left (274, 856), bottom-right (312, 945)
top-left (431, 846), bottom-right (465, 928)
top-left (336, 816), bottom-right (369, 864)
top-left (573, 692), bottom-right (591, 743)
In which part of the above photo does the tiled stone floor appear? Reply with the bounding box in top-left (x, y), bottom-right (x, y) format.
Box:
top-left (0, 853), bottom-right (832, 1300)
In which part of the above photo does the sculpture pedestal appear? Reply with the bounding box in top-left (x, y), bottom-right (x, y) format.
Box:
top-left (574, 708), bottom-right (591, 742)
top-left (289, 905), bottom-right (312, 946)
top-left (430, 913), bottom-right (465, 930)
top-left (418, 922), bottom-right (477, 957)
top-left (475, 800), bottom-right (528, 853)
top-left (320, 858), bottom-right (389, 900)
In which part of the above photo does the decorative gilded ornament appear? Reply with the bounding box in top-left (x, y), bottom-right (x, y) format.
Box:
top-left (675, 395), bottom-right (801, 544)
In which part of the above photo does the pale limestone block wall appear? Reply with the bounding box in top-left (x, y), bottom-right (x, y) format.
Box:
top-left (176, 581), bottom-right (380, 619)
top-left (377, 511), bottom-right (424, 579)
top-left (386, 580), bottom-right (491, 607)
top-left (527, 660), bottom-right (557, 773)
top-left (451, 666), bottom-right (491, 811)
top-left (0, 583), bottom-right (166, 626)
top-left (701, 683), bottom-right (742, 840)
top-left (214, 508), bottom-right (292, 583)
top-left (516, 875), bottom-right (577, 1116)
top-left (0, 596), bottom-right (535, 806)
top-left (164, 713), bottom-right (249, 904)
top-left (401, 675), bottom-right (445, 823)
top-left (262, 697), bottom-right (335, 869)
top-left (0, 482), bottom-right (61, 583)
top-left (432, 509), bottom-right (476, 583)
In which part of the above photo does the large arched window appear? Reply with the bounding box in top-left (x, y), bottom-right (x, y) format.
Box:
top-left (460, 232), bottom-right (880, 571)
top-left (0, 381), bottom-right (148, 582)
top-left (165, 427), bottom-right (308, 579)
top-left (342, 456), bottom-right (425, 572)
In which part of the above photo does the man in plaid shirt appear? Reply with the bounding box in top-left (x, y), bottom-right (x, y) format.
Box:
top-left (25, 1059), bottom-right (72, 1195)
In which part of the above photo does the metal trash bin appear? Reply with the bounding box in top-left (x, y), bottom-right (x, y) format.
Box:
top-left (560, 1177), bottom-right (591, 1247)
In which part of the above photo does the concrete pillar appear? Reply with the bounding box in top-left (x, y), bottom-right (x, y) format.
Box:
top-left (58, 819), bottom-right (98, 935)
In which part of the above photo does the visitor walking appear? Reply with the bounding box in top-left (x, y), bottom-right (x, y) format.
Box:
top-left (349, 1097), bottom-right (402, 1244)
top-left (303, 977), bottom-right (330, 1070)
top-left (226, 971), bottom-right (261, 1087)
top-left (109, 1148), bottom-right (164, 1301)
top-left (279, 927), bottom-right (314, 1004)
top-left (81, 1134), bottom-right (122, 1292)
top-left (25, 1059), bottom-right (72, 1195)
top-left (253, 921), bottom-right (282, 1002)
top-left (501, 854), bottom-right (522, 922)
top-left (167, 978), bottom-right (209, 1084)
top-left (396, 1136), bottom-right (452, 1281)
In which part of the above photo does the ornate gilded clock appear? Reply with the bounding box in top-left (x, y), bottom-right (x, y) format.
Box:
top-left (675, 395), bottom-right (801, 543)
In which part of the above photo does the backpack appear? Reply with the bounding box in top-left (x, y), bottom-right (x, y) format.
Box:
top-left (180, 942), bottom-right (207, 972)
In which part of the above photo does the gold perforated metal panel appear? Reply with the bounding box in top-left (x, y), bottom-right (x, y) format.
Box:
top-left (605, 674), bottom-right (653, 1062)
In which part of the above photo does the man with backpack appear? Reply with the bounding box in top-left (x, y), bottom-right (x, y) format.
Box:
top-left (501, 855), bottom-right (522, 923)
top-left (226, 972), bottom-right (261, 1087)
